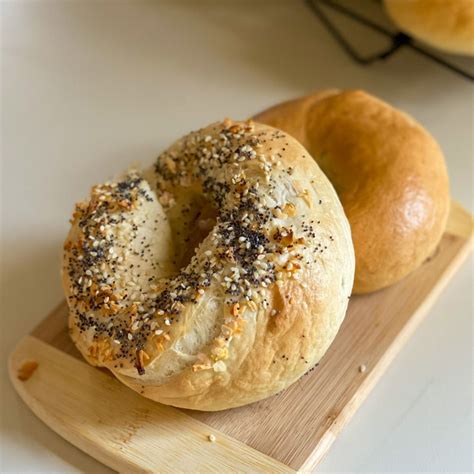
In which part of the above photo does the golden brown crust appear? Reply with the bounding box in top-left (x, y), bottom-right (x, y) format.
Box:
top-left (254, 90), bottom-right (450, 294)
top-left (384, 0), bottom-right (474, 56)
top-left (63, 120), bottom-right (355, 410)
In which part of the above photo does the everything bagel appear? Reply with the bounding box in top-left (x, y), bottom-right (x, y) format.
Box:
top-left (254, 90), bottom-right (450, 294)
top-left (63, 120), bottom-right (355, 411)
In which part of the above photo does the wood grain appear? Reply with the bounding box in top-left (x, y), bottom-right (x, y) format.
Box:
top-left (9, 336), bottom-right (294, 474)
top-left (9, 201), bottom-right (473, 472)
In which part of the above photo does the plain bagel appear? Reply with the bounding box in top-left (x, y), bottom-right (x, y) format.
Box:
top-left (384, 0), bottom-right (474, 56)
top-left (63, 120), bottom-right (355, 411)
top-left (253, 90), bottom-right (450, 294)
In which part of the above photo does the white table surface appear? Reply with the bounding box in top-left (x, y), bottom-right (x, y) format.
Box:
top-left (1, 1), bottom-right (472, 472)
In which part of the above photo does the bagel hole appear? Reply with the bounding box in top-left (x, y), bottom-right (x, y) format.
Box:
top-left (177, 200), bottom-right (218, 269)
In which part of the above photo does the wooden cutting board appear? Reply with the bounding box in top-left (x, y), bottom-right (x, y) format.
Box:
top-left (9, 201), bottom-right (473, 473)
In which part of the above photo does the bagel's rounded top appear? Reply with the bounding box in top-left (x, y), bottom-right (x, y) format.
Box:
top-left (254, 90), bottom-right (450, 293)
top-left (63, 120), bottom-right (354, 410)
top-left (384, 0), bottom-right (474, 56)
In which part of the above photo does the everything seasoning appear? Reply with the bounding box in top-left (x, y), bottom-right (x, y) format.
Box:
top-left (64, 121), bottom-right (331, 375)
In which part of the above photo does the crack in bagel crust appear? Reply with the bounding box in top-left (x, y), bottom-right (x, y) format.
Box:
top-left (63, 120), bottom-right (355, 411)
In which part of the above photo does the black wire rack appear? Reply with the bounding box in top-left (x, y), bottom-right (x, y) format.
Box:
top-left (306, 0), bottom-right (474, 81)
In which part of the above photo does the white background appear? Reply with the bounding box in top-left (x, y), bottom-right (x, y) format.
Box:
top-left (1, 1), bottom-right (472, 472)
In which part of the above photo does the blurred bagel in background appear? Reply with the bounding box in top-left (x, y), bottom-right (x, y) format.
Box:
top-left (254, 90), bottom-right (450, 294)
top-left (384, 0), bottom-right (474, 56)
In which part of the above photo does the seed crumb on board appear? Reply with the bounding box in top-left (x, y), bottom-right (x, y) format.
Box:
top-left (208, 434), bottom-right (216, 443)
top-left (359, 364), bottom-right (367, 373)
top-left (17, 361), bottom-right (38, 381)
